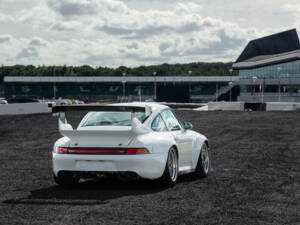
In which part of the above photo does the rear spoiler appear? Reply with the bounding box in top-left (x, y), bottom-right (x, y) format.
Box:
top-left (51, 104), bottom-right (151, 114)
top-left (49, 104), bottom-right (152, 135)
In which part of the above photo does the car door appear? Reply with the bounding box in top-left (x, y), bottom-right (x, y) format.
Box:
top-left (161, 109), bottom-right (193, 167)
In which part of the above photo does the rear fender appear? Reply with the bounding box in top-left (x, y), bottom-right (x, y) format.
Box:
top-left (129, 132), bottom-right (178, 155)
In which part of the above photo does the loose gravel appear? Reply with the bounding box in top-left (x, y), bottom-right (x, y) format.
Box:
top-left (0, 111), bottom-right (299, 225)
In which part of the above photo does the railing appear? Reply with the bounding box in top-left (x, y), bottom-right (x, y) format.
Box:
top-left (211, 82), bottom-right (239, 101)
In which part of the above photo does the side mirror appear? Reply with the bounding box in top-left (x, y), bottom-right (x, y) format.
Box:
top-left (183, 122), bottom-right (193, 130)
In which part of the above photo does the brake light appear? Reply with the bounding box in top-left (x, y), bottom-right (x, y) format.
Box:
top-left (55, 147), bottom-right (149, 155)
top-left (58, 147), bottom-right (68, 154)
top-left (126, 148), bottom-right (149, 154)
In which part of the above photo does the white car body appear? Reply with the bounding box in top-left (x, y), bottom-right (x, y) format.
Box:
top-left (0, 99), bottom-right (8, 104)
top-left (52, 102), bottom-right (209, 182)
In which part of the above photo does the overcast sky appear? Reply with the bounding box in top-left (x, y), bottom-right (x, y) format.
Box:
top-left (0, 0), bottom-right (299, 67)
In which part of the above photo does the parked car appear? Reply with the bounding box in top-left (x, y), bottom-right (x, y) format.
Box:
top-left (0, 98), bottom-right (8, 104)
top-left (55, 99), bottom-right (71, 106)
top-left (51, 102), bottom-right (210, 187)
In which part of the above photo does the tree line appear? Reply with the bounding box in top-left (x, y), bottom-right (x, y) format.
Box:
top-left (0, 62), bottom-right (237, 84)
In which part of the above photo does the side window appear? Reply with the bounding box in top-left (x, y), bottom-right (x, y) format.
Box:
top-left (161, 110), bottom-right (181, 131)
top-left (151, 115), bottom-right (167, 132)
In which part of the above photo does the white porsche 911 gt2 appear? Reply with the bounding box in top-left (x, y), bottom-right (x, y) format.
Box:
top-left (52, 102), bottom-right (209, 187)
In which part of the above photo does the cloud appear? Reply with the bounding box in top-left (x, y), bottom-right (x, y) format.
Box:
top-left (0, 12), bottom-right (15, 22)
top-left (47, 0), bottom-right (98, 16)
top-left (127, 42), bottom-right (138, 49)
top-left (0, 0), bottom-right (292, 67)
top-left (16, 47), bottom-right (39, 59)
top-left (51, 21), bottom-right (82, 31)
top-left (282, 3), bottom-right (300, 28)
top-left (0, 35), bottom-right (11, 43)
top-left (29, 38), bottom-right (48, 47)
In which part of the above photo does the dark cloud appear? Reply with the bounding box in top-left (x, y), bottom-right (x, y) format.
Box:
top-left (0, 36), bottom-right (10, 43)
top-left (29, 39), bottom-right (47, 47)
top-left (176, 21), bottom-right (207, 33)
top-left (16, 47), bottom-right (39, 59)
top-left (96, 24), bottom-right (173, 39)
top-left (97, 25), bottom-right (134, 35)
top-left (96, 21), bottom-right (214, 40)
top-left (48, 0), bottom-right (97, 16)
top-left (127, 42), bottom-right (138, 49)
top-left (159, 42), bottom-right (170, 51)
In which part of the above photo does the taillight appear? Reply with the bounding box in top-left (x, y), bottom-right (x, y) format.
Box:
top-left (58, 147), bottom-right (68, 154)
top-left (55, 147), bottom-right (149, 155)
top-left (126, 148), bottom-right (149, 154)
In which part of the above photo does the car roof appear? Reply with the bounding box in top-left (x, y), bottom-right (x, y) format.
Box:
top-left (111, 102), bottom-right (169, 114)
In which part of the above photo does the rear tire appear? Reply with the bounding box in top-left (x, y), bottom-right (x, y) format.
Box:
top-left (160, 147), bottom-right (178, 187)
top-left (53, 172), bottom-right (79, 186)
top-left (195, 142), bottom-right (209, 178)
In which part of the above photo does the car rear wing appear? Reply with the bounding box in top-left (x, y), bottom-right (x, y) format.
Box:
top-left (51, 104), bottom-right (150, 114)
top-left (49, 104), bottom-right (152, 135)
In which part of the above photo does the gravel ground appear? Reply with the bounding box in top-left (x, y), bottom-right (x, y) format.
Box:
top-left (0, 111), bottom-right (299, 225)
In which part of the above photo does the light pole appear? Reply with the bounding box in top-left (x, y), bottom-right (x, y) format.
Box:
top-left (122, 72), bottom-right (126, 100)
top-left (153, 72), bottom-right (157, 101)
top-left (228, 81), bottom-right (233, 102)
top-left (228, 68), bottom-right (233, 102)
top-left (53, 67), bottom-right (56, 99)
top-left (277, 67), bottom-right (281, 102)
top-left (188, 70), bottom-right (192, 103)
top-left (216, 83), bottom-right (218, 102)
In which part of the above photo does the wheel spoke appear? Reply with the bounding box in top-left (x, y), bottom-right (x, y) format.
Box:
top-left (201, 144), bottom-right (209, 173)
top-left (168, 149), bottom-right (178, 182)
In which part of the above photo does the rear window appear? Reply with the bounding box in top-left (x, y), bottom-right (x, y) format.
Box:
top-left (82, 112), bottom-right (147, 127)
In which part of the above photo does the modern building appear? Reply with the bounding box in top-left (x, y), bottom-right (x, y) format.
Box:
top-left (233, 29), bottom-right (300, 102)
top-left (3, 76), bottom-right (238, 103)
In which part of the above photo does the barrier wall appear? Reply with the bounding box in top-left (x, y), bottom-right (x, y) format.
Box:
top-left (266, 102), bottom-right (300, 111)
top-left (2, 102), bottom-right (300, 115)
top-left (208, 102), bottom-right (245, 111)
top-left (0, 103), bottom-right (51, 115)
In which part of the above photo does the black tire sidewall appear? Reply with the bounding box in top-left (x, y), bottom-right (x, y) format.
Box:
top-left (53, 172), bottom-right (79, 186)
top-left (160, 147), bottom-right (178, 187)
top-left (195, 142), bottom-right (209, 178)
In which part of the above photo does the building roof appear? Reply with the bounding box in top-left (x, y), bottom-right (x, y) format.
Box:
top-left (233, 49), bottom-right (300, 70)
top-left (236, 29), bottom-right (300, 63)
top-left (233, 29), bottom-right (300, 70)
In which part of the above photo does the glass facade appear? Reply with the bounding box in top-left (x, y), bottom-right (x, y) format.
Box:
top-left (239, 84), bottom-right (300, 94)
top-left (239, 60), bottom-right (300, 79)
top-left (4, 81), bottom-right (230, 102)
top-left (3, 82), bottom-right (155, 99)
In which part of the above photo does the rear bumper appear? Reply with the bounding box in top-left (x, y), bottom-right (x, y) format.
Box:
top-left (52, 152), bottom-right (168, 180)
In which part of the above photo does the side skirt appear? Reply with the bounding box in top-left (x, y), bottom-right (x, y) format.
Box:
top-left (178, 166), bottom-right (195, 175)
